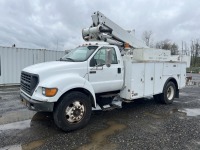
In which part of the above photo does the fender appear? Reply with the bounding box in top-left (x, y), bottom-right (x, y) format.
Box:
top-left (33, 73), bottom-right (96, 106)
top-left (83, 79), bottom-right (97, 107)
top-left (163, 77), bottom-right (179, 90)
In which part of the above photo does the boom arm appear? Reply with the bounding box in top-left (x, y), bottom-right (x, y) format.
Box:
top-left (82, 11), bottom-right (148, 49)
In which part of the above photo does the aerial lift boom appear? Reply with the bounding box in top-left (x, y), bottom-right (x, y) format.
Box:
top-left (82, 11), bottom-right (148, 49)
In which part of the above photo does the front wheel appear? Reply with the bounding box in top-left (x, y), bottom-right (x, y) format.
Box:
top-left (53, 91), bottom-right (92, 132)
top-left (160, 81), bottom-right (176, 104)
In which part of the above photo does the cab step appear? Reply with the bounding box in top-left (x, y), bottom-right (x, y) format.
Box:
top-left (99, 98), bottom-right (122, 111)
top-left (101, 104), bottom-right (121, 111)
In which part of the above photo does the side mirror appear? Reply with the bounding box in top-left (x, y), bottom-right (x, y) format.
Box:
top-left (105, 49), bottom-right (112, 67)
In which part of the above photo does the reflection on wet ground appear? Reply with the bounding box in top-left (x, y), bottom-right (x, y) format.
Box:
top-left (0, 144), bottom-right (22, 150)
top-left (78, 121), bottom-right (126, 150)
top-left (0, 112), bottom-right (56, 132)
top-left (0, 110), bottom-right (35, 125)
top-left (182, 108), bottom-right (200, 117)
top-left (22, 139), bottom-right (46, 150)
top-left (0, 119), bottom-right (31, 131)
top-left (0, 139), bottom-right (46, 150)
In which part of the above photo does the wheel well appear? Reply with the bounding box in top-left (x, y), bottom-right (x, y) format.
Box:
top-left (164, 77), bottom-right (179, 98)
top-left (168, 78), bottom-right (178, 90)
top-left (54, 88), bottom-right (95, 110)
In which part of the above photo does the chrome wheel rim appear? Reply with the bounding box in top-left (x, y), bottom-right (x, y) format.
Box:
top-left (167, 86), bottom-right (175, 100)
top-left (65, 101), bottom-right (85, 123)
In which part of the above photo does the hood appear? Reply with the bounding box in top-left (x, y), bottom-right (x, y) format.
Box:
top-left (23, 61), bottom-right (88, 79)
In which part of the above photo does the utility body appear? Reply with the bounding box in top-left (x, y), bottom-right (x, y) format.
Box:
top-left (20, 11), bottom-right (190, 131)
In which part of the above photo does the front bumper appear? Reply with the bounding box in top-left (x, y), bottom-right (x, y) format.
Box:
top-left (20, 92), bottom-right (54, 112)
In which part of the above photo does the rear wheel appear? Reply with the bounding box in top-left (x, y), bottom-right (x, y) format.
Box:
top-left (53, 91), bottom-right (92, 132)
top-left (160, 81), bottom-right (176, 104)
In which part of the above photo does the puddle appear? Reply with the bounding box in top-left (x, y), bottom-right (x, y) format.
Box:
top-left (170, 108), bottom-right (200, 117)
top-left (0, 112), bottom-right (55, 132)
top-left (22, 139), bottom-right (45, 150)
top-left (78, 121), bottom-right (126, 150)
top-left (184, 108), bottom-right (200, 117)
top-left (0, 110), bottom-right (35, 125)
top-left (0, 144), bottom-right (22, 150)
top-left (0, 139), bottom-right (45, 150)
top-left (169, 109), bottom-right (187, 120)
top-left (0, 119), bottom-right (30, 131)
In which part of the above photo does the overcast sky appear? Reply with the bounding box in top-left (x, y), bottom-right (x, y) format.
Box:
top-left (0, 0), bottom-right (199, 50)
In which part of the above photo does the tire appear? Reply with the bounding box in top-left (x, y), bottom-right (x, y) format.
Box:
top-left (53, 91), bottom-right (92, 132)
top-left (160, 81), bottom-right (176, 104)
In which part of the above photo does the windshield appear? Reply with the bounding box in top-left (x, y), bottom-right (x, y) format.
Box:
top-left (61, 46), bottom-right (98, 62)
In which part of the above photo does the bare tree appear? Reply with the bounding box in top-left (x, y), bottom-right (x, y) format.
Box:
top-left (161, 39), bottom-right (171, 50)
top-left (171, 43), bottom-right (178, 55)
top-left (155, 39), bottom-right (171, 49)
top-left (155, 39), bottom-right (178, 55)
top-left (191, 39), bottom-right (200, 67)
top-left (142, 30), bottom-right (153, 47)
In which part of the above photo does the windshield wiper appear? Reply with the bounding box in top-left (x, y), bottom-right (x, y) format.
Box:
top-left (59, 57), bottom-right (75, 62)
top-left (64, 58), bottom-right (75, 62)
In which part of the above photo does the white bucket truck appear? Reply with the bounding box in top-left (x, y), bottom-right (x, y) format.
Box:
top-left (20, 11), bottom-right (189, 131)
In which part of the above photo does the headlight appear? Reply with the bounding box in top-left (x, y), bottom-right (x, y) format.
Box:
top-left (42, 87), bottom-right (58, 97)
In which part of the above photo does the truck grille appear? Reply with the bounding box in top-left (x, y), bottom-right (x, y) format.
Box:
top-left (21, 72), bottom-right (39, 96)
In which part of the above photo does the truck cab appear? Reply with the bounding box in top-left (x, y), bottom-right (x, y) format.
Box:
top-left (20, 42), bottom-right (125, 131)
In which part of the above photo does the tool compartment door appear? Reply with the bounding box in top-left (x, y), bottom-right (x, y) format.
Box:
top-left (144, 63), bottom-right (154, 96)
top-left (130, 63), bottom-right (145, 99)
top-left (154, 63), bottom-right (163, 94)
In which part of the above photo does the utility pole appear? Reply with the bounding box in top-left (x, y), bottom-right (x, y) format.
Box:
top-left (57, 39), bottom-right (58, 51)
top-left (181, 41), bottom-right (183, 55)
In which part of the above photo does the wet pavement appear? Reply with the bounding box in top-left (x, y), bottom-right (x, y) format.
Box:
top-left (0, 74), bottom-right (200, 150)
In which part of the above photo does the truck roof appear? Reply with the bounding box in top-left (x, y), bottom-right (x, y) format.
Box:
top-left (82, 41), bottom-right (110, 46)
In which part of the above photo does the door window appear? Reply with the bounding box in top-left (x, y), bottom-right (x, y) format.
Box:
top-left (90, 47), bottom-right (118, 67)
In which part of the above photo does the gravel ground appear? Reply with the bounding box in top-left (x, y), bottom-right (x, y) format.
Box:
top-left (0, 74), bottom-right (200, 150)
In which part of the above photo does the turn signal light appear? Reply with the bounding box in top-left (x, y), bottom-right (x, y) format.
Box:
top-left (42, 88), bottom-right (58, 97)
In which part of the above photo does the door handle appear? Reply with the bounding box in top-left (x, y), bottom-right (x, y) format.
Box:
top-left (118, 68), bottom-right (121, 74)
top-left (89, 71), bottom-right (96, 74)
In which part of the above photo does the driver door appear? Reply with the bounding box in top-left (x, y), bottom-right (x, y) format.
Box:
top-left (88, 47), bottom-right (123, 93)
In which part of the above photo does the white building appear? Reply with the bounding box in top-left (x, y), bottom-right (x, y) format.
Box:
top-left (0, 46), bottom-right (65, 85)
